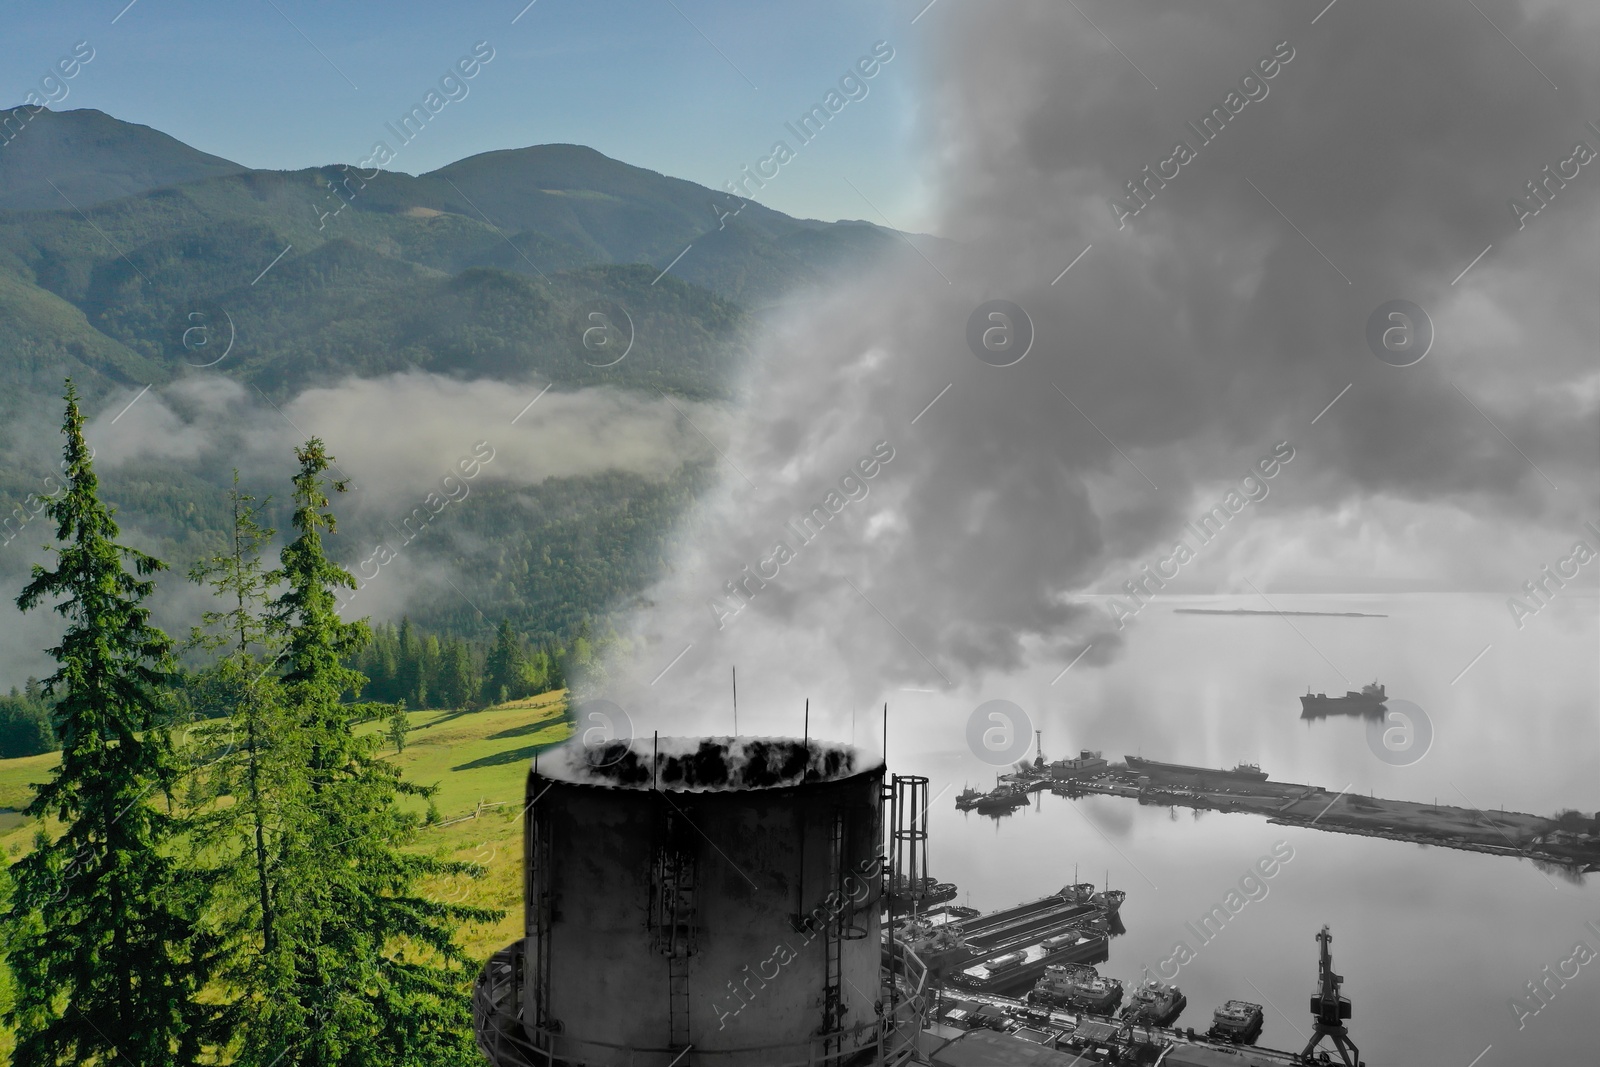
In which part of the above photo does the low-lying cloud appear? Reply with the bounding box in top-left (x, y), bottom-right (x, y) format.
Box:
top-left (88, 371), bottom-right (721, 506)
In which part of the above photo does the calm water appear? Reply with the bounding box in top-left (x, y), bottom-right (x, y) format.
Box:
top-left (885, 594), bottom-right (1598, 1065)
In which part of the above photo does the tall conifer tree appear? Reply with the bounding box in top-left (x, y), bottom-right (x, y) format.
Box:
top-left (260, 439), bottom-right (497, 1067)
top-left (3, 382), bottom-right (215, 1065)
top-left (183, 475), bottom-right (302, 1048)
top-left (483, 620), bottom-right (525, 705)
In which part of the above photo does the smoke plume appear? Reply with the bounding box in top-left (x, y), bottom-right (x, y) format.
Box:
top-left (594, 0), bottom-right (1599, 742)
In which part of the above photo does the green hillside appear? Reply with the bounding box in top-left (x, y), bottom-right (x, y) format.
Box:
top-left (0, 110), bottom-right (897, 429)
top-left (0, 168), bottom-right (755, 404)
top-left (0, 108), bottom-right (912, 659)
top-left (0, 160), bottom-right (752, 646)
top-left (0, 691), bottom-right (575, 1057)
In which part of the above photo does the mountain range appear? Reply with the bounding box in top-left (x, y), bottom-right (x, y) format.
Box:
top-left (0, 106), bottom-right (903, 406)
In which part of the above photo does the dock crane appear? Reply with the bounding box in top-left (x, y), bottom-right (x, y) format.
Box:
top-left (1301, 924), bottom-right (1362, 1066)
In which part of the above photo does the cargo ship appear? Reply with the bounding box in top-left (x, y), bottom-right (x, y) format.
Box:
top-left (1207, 999), bottom-right (1265, 1044)
top-left (1028, 962), bottom-right (1124, 1014)
top-left (1120, 974), bottom-right (1187, 1027)
top-left (1300, 681), bottom-right (1387, 720)
top-left (955, 785), bottom-right (984, 810)
top-left (951, 929), bottom-right (1110, 995)
top-left (1123, 756), bottom-right (1269, 782)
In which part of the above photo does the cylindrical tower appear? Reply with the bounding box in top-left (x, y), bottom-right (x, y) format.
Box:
top-left (519, 736), bottom-right (887, 1067)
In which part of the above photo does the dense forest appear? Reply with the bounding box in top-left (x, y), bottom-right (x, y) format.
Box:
top-left (0, 614), bottom-right (601, 760)
top-left (0, 684), bottom-right (52, 759)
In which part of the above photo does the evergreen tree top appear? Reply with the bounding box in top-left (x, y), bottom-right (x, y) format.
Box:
top-left (270, 438), bottom-right (369, 710)
top-left (16, 380), bottom-right (176, 816)
top-left (188, 470), bottom-right (276, 661)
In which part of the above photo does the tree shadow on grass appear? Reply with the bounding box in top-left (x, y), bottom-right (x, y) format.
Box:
top-left (451, 734), bottom-right (570, 772)
top-left (486, 717), bottom-right (567, 741)
top-left (415, 696), bottom-right (569, 737)
top-left (412, 708), bottom-right (479, 732)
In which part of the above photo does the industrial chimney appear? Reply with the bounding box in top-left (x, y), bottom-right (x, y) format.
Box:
top-left (475, 735), bottom-right (927, 1067)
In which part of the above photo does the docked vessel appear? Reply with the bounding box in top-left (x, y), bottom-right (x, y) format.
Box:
top-left (1300, 681), bottom-right (1387, 719)
top-left (1207, 999), bottom-right (1265, 1044)
top-left (1091, 888), bottom-right (1126, 915)
top-left (897, 917), bottom-right (969, 976)
top-left (1028, 962), bottom-right (1124, 1014)
top-left (951, 929), bottom-right (1110, 995)
top-left (956, 885), bottom-right (1103, 956)
top-left (1123, 756), bottom-right (1269, 782)
top-left (973, 784), bottom-right (1032, 814)
top-left (1119, 974), bottom-right (1187, 1027)
top-left (955, 785), bottom-right (983, 810)
top-left (888, 874), bottom-right (958, 907)
top-left (1049, 749), bottom-right (1108, 780)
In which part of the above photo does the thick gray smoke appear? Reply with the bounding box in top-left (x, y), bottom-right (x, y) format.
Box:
top-left (595, 0), bottom-right (1599, 740)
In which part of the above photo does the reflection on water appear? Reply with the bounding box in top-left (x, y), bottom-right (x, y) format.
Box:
top-left (891, 594), bottom-right (1598, 1063)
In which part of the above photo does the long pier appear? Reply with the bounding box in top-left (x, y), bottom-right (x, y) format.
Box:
top-left (964, 763), bottom-right (1600, 872)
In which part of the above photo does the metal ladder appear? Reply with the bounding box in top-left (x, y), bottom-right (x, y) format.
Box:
top-left (821, 807), bottom-right (847, 1062)
top-left (654, 812), bottom-right (699, 1052)
top-left (527, 797), bottom-right (553, 1040)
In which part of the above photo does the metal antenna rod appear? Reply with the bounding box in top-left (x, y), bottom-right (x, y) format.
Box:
top-left (732, 666), bottom-right (738, 737)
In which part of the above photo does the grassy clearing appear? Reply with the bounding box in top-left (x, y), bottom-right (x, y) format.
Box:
top-left (374, 691), bottom-right (571, 960)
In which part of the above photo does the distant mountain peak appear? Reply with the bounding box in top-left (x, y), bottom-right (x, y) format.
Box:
top-left (0, 106), bottom-right (245, 214)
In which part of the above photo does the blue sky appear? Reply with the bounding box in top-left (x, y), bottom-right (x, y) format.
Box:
top-left (3, 0), bottom-right (935, 226)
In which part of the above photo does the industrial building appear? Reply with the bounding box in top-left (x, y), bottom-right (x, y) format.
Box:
top-left (473, 734), bottom-right (1365, 1066)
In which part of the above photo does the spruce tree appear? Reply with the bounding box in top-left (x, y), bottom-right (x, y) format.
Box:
top-left (183, 476), bottom-right (301, 1020)
top-left (420, 635), bottom-right (441, 709)
top-left (437, 639), bottom-right (477, 710)
top-left (483, 619), bottom-right (524, 705)
top-left (261, 439), bottom-right (498, 1067)
top-left (396, 617), bottom-right (421, 709)
top-left (3, 382), bottom-right (215, 1065)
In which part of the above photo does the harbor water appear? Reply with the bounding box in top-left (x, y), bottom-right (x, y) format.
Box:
top-left (890, 593), bottom-right (1598, 1065)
